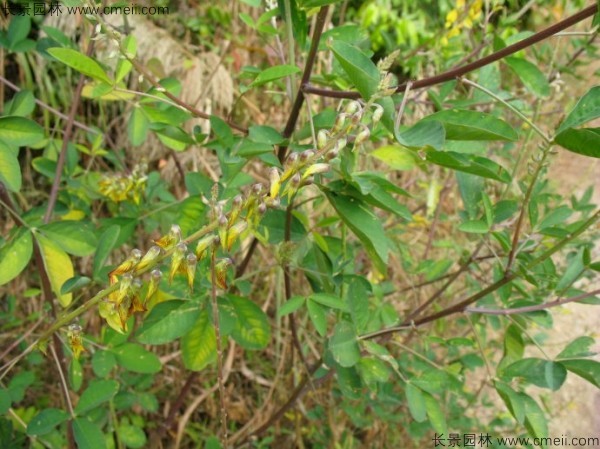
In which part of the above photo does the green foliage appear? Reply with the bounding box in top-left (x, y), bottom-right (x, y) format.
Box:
top-left (1, 2), bottom-right (599, 448)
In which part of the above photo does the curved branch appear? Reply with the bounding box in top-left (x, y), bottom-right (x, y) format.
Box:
top-left (302, 4), bottom-right (598, 99)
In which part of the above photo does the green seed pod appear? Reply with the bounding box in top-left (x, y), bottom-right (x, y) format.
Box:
top-left (317, 130), bottom-right (329, 150)
top-left (344, 100), bottom-right (361, 115)
top-left (372, 104), bottom-right (384, 123)
top-left (332, 113), bottom-right (347, 133)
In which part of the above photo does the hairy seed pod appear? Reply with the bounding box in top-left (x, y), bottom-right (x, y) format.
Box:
top-left (195, 234), bottom-right (217, 260)
top-left (169, 243), bottom-right (187, 283)
top-left (115, 273), bottom-right (133, 305)
top-left (317, 129), bottom-right (329, 150)
top-left (269, 167), bottom-right (281, 199)
top-left (154, 224), bottom-right (182, 250)
top-left (214, 258), bottom-right (233, 289)
top-left (185, 253), bottom-right (198, 291)
top-left (344, 100), bottom-right (361, 115)
top-left (134, 246), bottom-right (162, 273)
top-left (110, 249), bottom-right (142, 277)
top-left (226, 221), bottom-right (248, 251)
top-left (332, 113), bottom-right (347, 133)
top-left (354, 126), bottom-right (371, 146)
top-left (372, 104), bottom-right (384, 123)
top-left (145, 269), bottom-right (162, 303)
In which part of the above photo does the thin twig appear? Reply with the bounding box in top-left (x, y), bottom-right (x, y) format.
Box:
top-left (211, 248), bottom-right (229, 448)
top-left (466, 288), bottom-right (600, 315)
top-left (302, 4), bottom-right (598, 99)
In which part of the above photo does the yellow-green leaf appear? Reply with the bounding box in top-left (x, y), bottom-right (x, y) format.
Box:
top-left (36, 233), bottom-right (74, 307)
top-left (0, 228), bottom-right (32, 286)
top-left (47, 48), bottom-right (112, 84)
top-left (181, 309), bottom-right (216, 371)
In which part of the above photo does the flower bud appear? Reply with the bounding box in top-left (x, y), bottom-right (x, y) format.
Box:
top-left (110, 249), bottom-right (142, 277)
top-left (214, 258), bottom-right (233, 289)
top-left (258, 202), bottom-right (267, 215)
top-left (354, 126), bottom-right (371, 146)
top-left (344, 101), bottom-right (361, 115)
top-left (302, 163), bottom-right (330, 181)
top-left (218, 215), bottom-right (229, 248)
top-left (332, 113), bottom-right (347, 133)
top-left (226, 221), bottom-right (248, 251)
top-left (154, 224), bottom-right (182, 250)
top-left (317, 130), bottom-right (329, 150)
top-left (252, 183), bottom-right (263, 195)
top-left (372, 104), bottom-right (384, 123)
top-left (300, 150), bottom-right (315, 162)
top-left (116, 273), bottom-right (133, 305)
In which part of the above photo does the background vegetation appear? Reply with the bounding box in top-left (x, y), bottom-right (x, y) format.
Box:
top-left (1, 0), bottom-right (599, 448)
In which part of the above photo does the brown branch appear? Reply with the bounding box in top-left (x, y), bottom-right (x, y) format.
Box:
top-left (302, 4), bottom-right (599, 99)
top-left (466, 288), bottom-right (600, 315)
top-left (43, 36), bottom-right (96, 224)
top-left (277, 6), bottom-right (330, 163)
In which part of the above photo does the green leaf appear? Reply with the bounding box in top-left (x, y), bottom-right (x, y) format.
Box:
top-left (554, 127), bottom-right (600, 158)
top-left (248, 125), bottom-right (284, 145)
top-left (560, 359), bottom-right (600, 388)
top-left (118, 424), bottom-right (147, 449)
top-left (36, 233), bottom-right (74, 307)
top-left (330, 40), bottom-right (379, 99)
top-left (309, 293), bottom-right (347, 311)
top-left (93, 225), bottom-right (120, 279)
top-left (277, 295), bottom-right (305, 317)
top-left (405, 383), bottom-right (427, 422)
top-left (0, 142), bottom-right (21, 192)
top-left (505, 57), bottom-right (550, 97)
top-left (556, 336), bottom-right (596, 360)
top-left (522, 394), bottom-right (548, 441)
top-left (537, 205), bottom-right (572, 230)
top-left (60, 276), bottom-right (91, 295)
top-left (370, 145), bottom-right (417, 170)
top-left (425, 150), bottom-right (511, 183)
top-left (0, 116), bottom-right (44, 147)
top-left (346, 276), bottom-right (370, 332)
top-left (73, 417), bottom-right (105, 449)
top-left (228, 295), bottom-right (271, 350)
top-left (74, 379), bottom-right (119, 414)
top-left (503, 358), bottom-right (567, 391)
top-left (128, 107), bottom-right (149, 146)
top-left (299, 0), bottom-right (344, 7)
top-left (328, 321), bottom-right (360, 368)
top-left (70, 358), bottom-right (83, 392)
top-left (249, 64), bottom-right (300, 88)
top-left (27, 408), bottom-right (69, 436)
top-left (324, 189), bottom-right (391, 273)
top-left (395, 120), bottom-right (446, 150)
top-left (307, 298), bottom-right (327, 337)
top-left (423, 392), bottom-right (448, 435)
top-left (6, 90), bottom-right (35, 117)
top-left (155, 126), bottom-right (194, 152)
top-left (39, 221), bottom-right (98, 256)
top-left (411, 370), bottom-right (449, 395)
top-left (136, 300), bottom-right (199, 345)
top-left (91, 350), bottom-right (117, 378)
top-left (557, 86), bottom-right (600, 133)
top-left (112, 343), bottom-right (161, 374)
top-left (47, 48), bottom-right (112, 84)
top-left (357, 357), bottom-right (390, 387)
top-left (458, 219), bottom-right (489, 234)
top-left (181, 309), bottom-right (217, 371)
top-left (0, 228), bottom-right (32, 286)
top-left (495, 381), bottom-right (525, 424)
top-left (115, 35), bottom-right (136, 83)
top-left (422, 109), bottom-right (518, 141)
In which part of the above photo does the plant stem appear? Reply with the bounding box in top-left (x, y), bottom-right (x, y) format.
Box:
top-left (302, 4), bottom-right (598, 98)
top-left (211, 248), bottom-right (228, 448)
